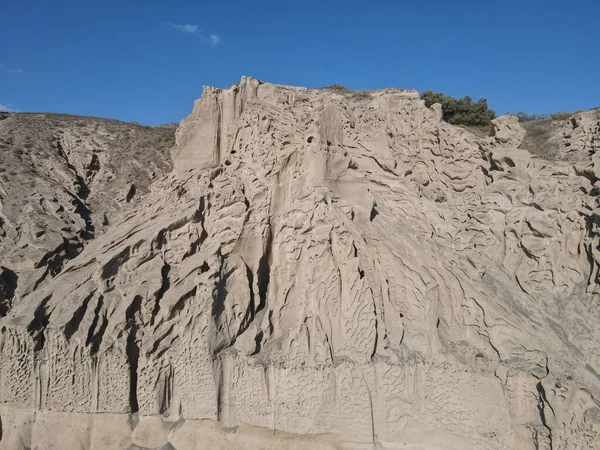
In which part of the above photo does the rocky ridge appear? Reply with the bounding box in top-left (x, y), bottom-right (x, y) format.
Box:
top-left (0, 78), bottom-right (600, 449)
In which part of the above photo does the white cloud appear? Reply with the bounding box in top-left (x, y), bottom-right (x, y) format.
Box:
top-left (167, 23), bottom-right (221, 45)
top-left (0, 104), bottom-right (17, 112)
top-left (168, 23), bottom-right (199, 34)
top-left (0, 64), bottom-right (23, 74)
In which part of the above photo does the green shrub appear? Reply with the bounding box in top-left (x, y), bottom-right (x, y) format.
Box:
top-left (421, 90), bottom-right (496, 126)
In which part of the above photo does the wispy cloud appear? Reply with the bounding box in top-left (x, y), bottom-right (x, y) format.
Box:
top-left (0, 64), bottom-right (24, 74)
top-left (167, 23), bottom-right (221, 46)
top-left (168, 23), bottom-right (199, 34)
top-left (0, 103), bottom-right (18, 112)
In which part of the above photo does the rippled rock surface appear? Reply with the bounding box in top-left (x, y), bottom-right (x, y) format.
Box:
top-left (1, 79), bottom-right (600, 449)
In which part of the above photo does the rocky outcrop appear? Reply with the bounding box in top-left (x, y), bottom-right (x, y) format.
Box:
top-left (1, 78), bottom-right (600, 449)
top-left (520, 109), bottom-right (600, 164)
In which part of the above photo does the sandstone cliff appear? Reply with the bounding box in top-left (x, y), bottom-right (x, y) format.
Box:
top-left (1, 79), bottom-right (600, 449)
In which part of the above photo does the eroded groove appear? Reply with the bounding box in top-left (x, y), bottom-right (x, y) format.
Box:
top-left (86, 295), bottom-right (107, 355)
top-left (167, 285), bottom-right (197, 321)
top-left (27, 294), bottom-right (53, 351)
top-left (55, 138), bottom-right (95, 233)
top-left (242, 263), bottom-right (256, 329)
top-left (212, 253), bottom-right (233, 319)
top-left (256, 224), bottom-right (273, 313)
top-left (125, 295), bottom-right (142, 413)
top-left (66, 191), bottom-right (95, 239)
top-left (63, 291), bottom-right (95, 341)
top-left (536, 382), bottom-right (553, 448)
top-left (33, 238), bottom-right (85, 289)
top-left (101, 247), bottom-right (130, 280)
top-left (85, 153), bottom-right (100, 180)
top-left (150, 262), bottom-right (171, 325)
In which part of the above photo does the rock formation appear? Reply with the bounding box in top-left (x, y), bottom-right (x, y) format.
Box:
top-left (1, 79), bottom-right (600, 449)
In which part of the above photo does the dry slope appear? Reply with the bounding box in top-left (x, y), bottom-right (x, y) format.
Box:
top-left (0, 113), bottom-right (174, 317)
top-left (1, 79), bottom-right (600, 449)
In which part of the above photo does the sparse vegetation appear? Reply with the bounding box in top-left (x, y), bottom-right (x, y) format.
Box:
top-left (513, 111), bottom-right (574, 122)
top-left (155, 122), bottom-right (178, 129)
top-left (351, 91), bottom-right (372, 101)
top-left (322, 84), bottom-right (352, 94)
top-left (321, 84), bottom-right (374, 101)
top-left (420, 90), bottom-right (496, 126)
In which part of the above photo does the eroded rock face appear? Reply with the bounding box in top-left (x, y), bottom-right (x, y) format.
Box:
top-left (1, 78), bottom-right (600, 449)
top-left (0, 114), bottom-right (174, 318)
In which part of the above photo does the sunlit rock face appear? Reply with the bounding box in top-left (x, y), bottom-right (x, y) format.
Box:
top-left (1, 78), bottom-right (600, 450)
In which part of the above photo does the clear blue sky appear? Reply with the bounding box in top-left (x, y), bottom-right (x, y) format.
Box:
top-left (1, 0), bottom-right (598, 125)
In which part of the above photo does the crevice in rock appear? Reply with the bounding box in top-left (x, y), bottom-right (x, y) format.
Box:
top-left (369, 202), bottom-right (378, 221)
top-left (100, 247), bottom-right (130, 280)
top-left (536, 381), bottom-right (553, 448)
top-left (27, 294), bottom-right (53, 351)
top-left (200, 261), bottom-right (210, 273)
top-left (125, 295), bottom-right (142, 413)
top-left (56, 140), bottom-right (85, 191)
top-left (126, 184), bottom-right (136, 203)
top-left (256, 224), bottom-right (273, 313)
top-left (585, 239), bottom-right (600, 292)
top-left (64, 291), bottom-right (95, 341)
top-left (0, 266), bottom-right (18, 317)
top-left (74, 174), bottom-right (91, 200)
top-left (167, 286), bottom-right (197, 321)
top-left (252, 330), bottom-right (264, 355)
top-left (212, 254), bottom-right (234, 319)
top-left (86, 295), bottom-right (107, 355)
top-left (193, 197), bottom-right (209, 243)
top-left (150, 262), bottom-right (171, 325)
top-left (85, 153), bottom-right (100, 182)
top-left (211, 252), bottom-right (236, 354)
top-left (33, 238), bottom-right (85, 290)
top-left (366, 155), bottom-right (398, 176)
top-left (575, 166), bottom-right (599, 186)
top-left (56, 138), bottom-right (94, 220)
top-left (242, 263), bottom-right (256, 330)
top-left (65, 191), bottom-right (95, 239)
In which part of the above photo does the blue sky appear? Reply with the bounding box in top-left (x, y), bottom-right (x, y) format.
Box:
top-left (0, 0), bottom-right (598, 125)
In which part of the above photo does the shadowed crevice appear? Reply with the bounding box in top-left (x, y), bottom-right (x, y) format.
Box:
top-left (125, 295), bottom-right (143, 413)
top-left (0, 267), bottom-right (18, 317)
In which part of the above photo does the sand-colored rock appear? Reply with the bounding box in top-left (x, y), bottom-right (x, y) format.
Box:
top-left (1, 78), bottom-right (600, 449)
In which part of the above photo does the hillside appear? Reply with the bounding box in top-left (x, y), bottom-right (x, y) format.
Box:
top-left (1, 79), bottom-right (600, 450)
top-left (0, 113), bottom-right (174, 317)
